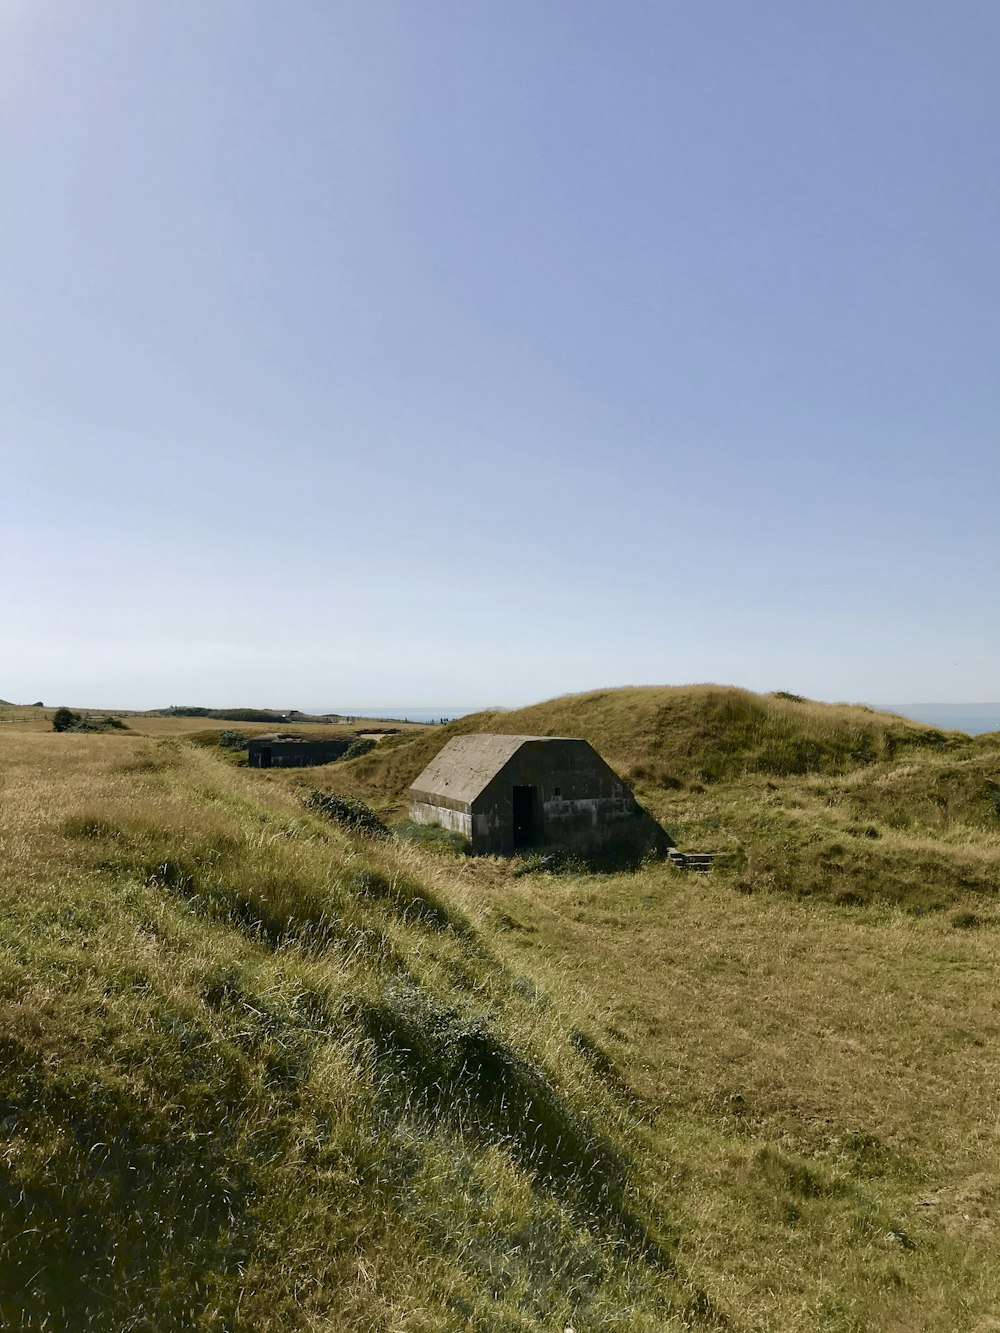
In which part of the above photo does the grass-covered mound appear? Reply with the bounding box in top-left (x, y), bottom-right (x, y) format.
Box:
top-left (299, 686), bottom-right (982, 813)
top-left (282, 685), bottom-right (1000, 911)
top-left (476, 685), bottom-right (970, 784)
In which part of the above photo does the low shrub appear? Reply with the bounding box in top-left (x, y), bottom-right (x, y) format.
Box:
top-left (343, 737), bottom-right (377, 761)
top-left (52, 708), bottom-right (127, 733)
top-left (303, 790), bottom-right (389, 838)
top-left (217, 730), bottom-right (250, 750)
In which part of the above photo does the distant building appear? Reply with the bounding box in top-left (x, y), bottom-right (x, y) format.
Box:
top-left (247, 734), bottom-right (351, 769)
top-left (408, 734), bottom-right (669, 862)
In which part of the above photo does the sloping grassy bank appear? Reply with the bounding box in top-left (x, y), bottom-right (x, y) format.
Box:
top-left (0, 732), bottom-right (709, 1332)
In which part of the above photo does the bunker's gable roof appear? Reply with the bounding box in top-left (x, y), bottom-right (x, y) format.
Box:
top-left (409, 734), bottom-right (578, 807)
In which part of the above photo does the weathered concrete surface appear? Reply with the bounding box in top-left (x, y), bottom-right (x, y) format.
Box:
top-left (408, 735), bottom-right (530, 808)
top-left (248, 736), bottom-right (351, 769)
top-left (409, 735), bottom-right (669, 864)
top-left (408, 800), bottom-right (473, 840)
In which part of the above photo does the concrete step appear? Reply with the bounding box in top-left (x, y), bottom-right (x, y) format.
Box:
top-left (667, 849), bottom-right (717, 872)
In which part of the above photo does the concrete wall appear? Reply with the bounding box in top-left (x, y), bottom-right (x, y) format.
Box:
top-left (470, 740), bottom-right (668, 863)
top-left (248, 739), bottom-right (350, 769)
top-left (408, 800), bottom-right (473, 840)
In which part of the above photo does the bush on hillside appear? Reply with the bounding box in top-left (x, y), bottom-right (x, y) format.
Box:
top-left (218, 730), bottom-right (250, 750)
top-left (343, 737), bottom-right (377, 761)
top-left (52, 708), bottom-right (127, 734)
top-left (160, 707), bottom-right (299, 723)
top-left (52, 707), bottom-right (78, 732)
top-left (304, 790), bottom-right (389, 838)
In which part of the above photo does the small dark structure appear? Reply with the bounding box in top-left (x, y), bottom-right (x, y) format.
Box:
top-left (408, 735), bottom-right (669, 863)
top-left (247, 734), bottom-right (351, 769)
top-left (667, 848), bottom-right (717, 873)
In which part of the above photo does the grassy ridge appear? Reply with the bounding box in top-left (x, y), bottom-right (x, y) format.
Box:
top-left (0, 732), bottom-right (707, 1332)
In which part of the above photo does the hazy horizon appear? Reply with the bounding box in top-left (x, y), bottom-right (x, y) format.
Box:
top-left (5, 692), bottom-right (999, 735)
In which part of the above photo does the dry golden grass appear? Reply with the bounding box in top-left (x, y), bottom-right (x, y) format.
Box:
top-left (129, 716), bottom-right (428, 739)
top-left (0, 729), bottom-right (705, 1331)
top-left (290, 684), bottom-right (1000, 1327)
top-left (477, 859), bottom-right (1000, 1330)
top-left (3, 687), bottom-right (999, 1331)
top-left (0, 701), bottom-right (429, 739)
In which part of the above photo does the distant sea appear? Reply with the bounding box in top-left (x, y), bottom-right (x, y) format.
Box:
top-left (308, 707), bottom-right (479, 724)
top-left (871, 704), bottom-right (1000, 736)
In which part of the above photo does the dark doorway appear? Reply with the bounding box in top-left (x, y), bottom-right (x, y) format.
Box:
top-left (512, 785), bottom-right (538, 848)
top-left (258, 747), bottom-right (272, 769)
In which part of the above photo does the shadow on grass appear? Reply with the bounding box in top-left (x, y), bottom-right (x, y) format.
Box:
top-left (348, 982), bottom-right (703, 1291)
top-left (0, 1032), bottom-right (254, 1332)
top-left (348, 867), bottom-right (472, 935)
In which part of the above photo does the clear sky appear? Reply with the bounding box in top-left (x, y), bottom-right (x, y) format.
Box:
top-left (2, 2), bottom-right (998, 710)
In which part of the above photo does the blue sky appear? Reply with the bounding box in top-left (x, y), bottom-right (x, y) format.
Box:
top-left (2, 2), bottom-right (998, 709)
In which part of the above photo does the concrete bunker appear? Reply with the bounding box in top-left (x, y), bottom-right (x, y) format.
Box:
top-left (408, 734), bottom-right (670, 864)
top-left (247, 734), bottom-right (351, 769)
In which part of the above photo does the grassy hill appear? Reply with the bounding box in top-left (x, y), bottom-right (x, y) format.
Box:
top-left (304, 684), bottom-right (985, 807)
top-left (292, 685), bottom-right (1000, 911)
top-left (2, 688), bottom-right (999, 1330)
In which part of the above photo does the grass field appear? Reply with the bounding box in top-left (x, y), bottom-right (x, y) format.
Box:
top-left (2, 688), bottom-right (998, 1330)
top-left (0, 704), bottom-right (430, 741)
